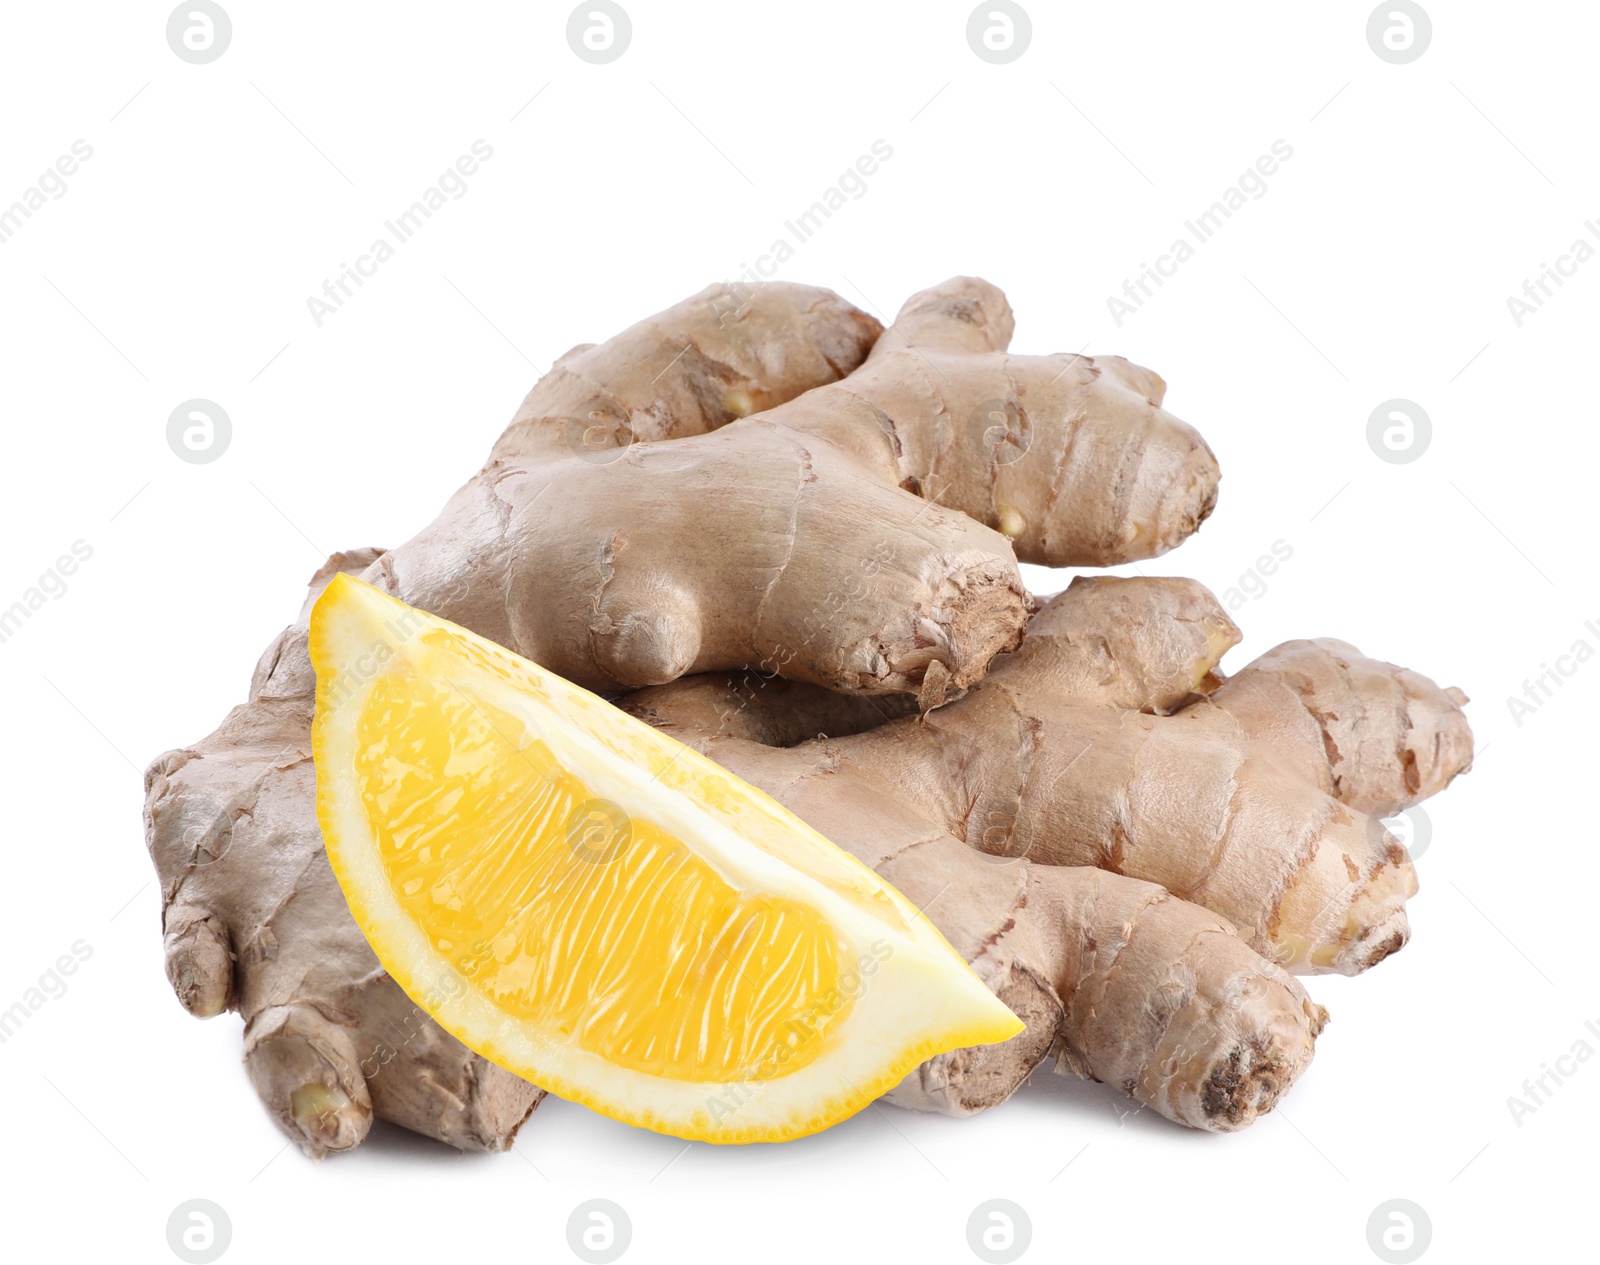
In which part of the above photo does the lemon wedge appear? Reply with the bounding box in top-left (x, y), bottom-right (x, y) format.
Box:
top-left (310, 575), bottom-right (1020, 1142)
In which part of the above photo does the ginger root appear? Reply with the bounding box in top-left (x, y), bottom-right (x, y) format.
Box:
top-left (143, 276), bottom-right (1468, 1154)
top-left (623, 678), bottom-right (1330, 1129)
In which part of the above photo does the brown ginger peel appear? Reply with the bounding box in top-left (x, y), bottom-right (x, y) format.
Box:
top-left (143, 276), bottom-right (1468, 1155)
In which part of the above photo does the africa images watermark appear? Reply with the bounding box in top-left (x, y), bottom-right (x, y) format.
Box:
top-left (1218, 538), bottom-right (1294, 612)
top-left (356, 936), bottom-right (497, 1084)
top-left (712, 139), bottom-right (895, 324)
top-left (1505, 1015), bottom-right (1600, 1127)
top-left (1504, 617), bottom-right (1600, 728)
top-left (1106, 140), bottom-right (1295, 328)
top-left (318, 599), bottom-right (430, 711)
top-left (0, 540), bottom-right (95, 648)
top-left (1504, 219), bottom-right (1600, 328)
top-left (0, 140), bottom-right (94, 247)
top-left (304, 140), bottom-right (496, 327)
top-left (0, 941), bottom-right (94, 1046)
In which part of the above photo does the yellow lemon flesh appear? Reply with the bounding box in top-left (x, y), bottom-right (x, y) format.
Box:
top-left (310, 575), bottom-right (1021, 1142)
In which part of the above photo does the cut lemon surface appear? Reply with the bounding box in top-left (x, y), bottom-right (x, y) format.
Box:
top-left (310, 575), bottom-right (1021, 1142)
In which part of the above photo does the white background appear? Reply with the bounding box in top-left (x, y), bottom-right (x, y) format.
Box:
top-left (0, 2), bottom-right (1594, 1262)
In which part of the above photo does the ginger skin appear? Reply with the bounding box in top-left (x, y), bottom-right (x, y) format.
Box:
top-left (621, 575), bottom-right (1470, 1123)
top-left (374, 276), bottom-right (1216, 699)
top-left (629, 577), bottom-right (1473, 976)
top-left (148, 282), bottom-right (901, 1155)
top-left (145, 278), bottom-right (1223, 1154)
top-left (144, 276), bottom-right (1467, 1155)
top-left (623, 683), bottom-right (1328, 1130)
